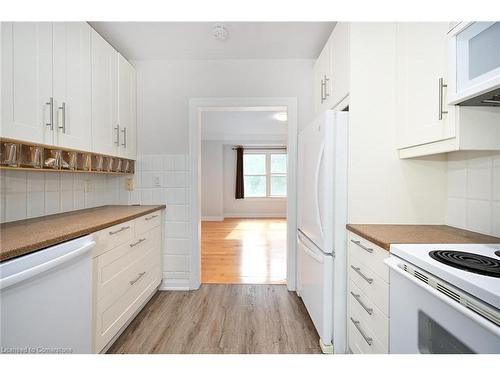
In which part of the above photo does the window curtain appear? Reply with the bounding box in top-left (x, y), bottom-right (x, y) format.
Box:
top-left (235, 147), bottom-right (244, 199)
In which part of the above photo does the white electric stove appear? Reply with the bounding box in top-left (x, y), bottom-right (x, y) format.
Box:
top-left (385, 243), bottom-right (500, 354)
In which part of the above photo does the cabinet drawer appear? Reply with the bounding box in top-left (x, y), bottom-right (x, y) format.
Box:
top-left (135, 211), bottom-right (161, 235)
top-left (349, 280), bottom-right (389, 349)
top-left (348, 232), bottom-right (389, 283)
top-left (349, 254), bottom-right (389, 316)
top-left (348, 311), bottom-right (388, 354)
top-left (94, 260), bottom-right (161, 353)
top-left (94, 226), bottom-right (161, 303)
top-left (93, 220), bottom-right (134, 258)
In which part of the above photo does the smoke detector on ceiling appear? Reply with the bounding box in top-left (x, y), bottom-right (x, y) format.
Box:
top-left (212, 24), bottom-right (229, 42)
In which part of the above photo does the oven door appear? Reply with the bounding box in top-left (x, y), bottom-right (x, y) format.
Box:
top-left (385, 256), bottom-right (500, 354)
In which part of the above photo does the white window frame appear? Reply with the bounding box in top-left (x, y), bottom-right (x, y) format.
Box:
top-left (243, 149), bottom-right (287, 199)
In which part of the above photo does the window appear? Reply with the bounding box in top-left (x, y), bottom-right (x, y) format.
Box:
top-left (243, 152), bottom-right (287, 198)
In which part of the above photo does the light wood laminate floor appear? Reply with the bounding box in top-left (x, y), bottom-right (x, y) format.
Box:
top-left (201, 218), bottom-right (287, 284)
top-left (107, 285), bottom-right (321, 354)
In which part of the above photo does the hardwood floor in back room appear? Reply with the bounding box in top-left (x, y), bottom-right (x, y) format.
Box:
top-left (108, 285), bottom-right (322, 354)
top-left (201, 218), bottom-right (287, 284)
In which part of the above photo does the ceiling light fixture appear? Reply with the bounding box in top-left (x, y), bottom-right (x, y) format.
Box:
top-left (274, 112), bottom-right (288, 122)
top-left (212, 24), bottom-right (229, 42)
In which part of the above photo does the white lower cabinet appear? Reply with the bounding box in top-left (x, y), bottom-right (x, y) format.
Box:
top-left (347, 231), bottom-right (390, 354)
top-left (92, 211), bottom-right (163, 353)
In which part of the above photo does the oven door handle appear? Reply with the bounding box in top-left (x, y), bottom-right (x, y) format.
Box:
top-left (384, 256), bottom-right (500, 336)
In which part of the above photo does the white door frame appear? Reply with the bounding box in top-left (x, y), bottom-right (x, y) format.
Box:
top-left (188, 97), bottom-right (298, 291)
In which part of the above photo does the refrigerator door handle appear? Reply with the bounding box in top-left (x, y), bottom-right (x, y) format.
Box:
top-left (315, 143), bottom-right (325, 235)
top-left (298, 231), bottom-right (324, 263)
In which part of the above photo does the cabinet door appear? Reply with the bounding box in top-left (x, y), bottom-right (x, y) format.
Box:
top-left (1, 22), bottom-right (53, 144)
top-left (313, 58), bottom-right (323, 115)
top-left (118, 55), bottom-right (137, 159)
top-left (396, 23), bottom-right (456, 149)
top-left (52, 22), bottom-right (92, 151)
top-left (315, 42), bottom-right (332, 114)
top-left (329, 22), bottom-right (350, 109)
top-left (91, 30), bottom-right (118, 156)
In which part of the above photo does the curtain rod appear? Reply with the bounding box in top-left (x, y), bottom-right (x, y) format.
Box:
top-left (232, 146), bottom-right (287, 151)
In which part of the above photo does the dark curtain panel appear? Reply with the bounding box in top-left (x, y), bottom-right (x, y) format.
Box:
top-left (235, 147), bottom-right (244, 199)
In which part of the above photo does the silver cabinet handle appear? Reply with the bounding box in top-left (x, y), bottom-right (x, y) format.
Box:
top-left (438, 77), bottom-right (448, 120)
top-left (320, 78), bottom-right (326, 103)
top-left (45, 97), bottom-right (54, 130)
top-left (109, 225), bottom-right (130, 235)
top-left (129, 271), bottom-right (146, 285)
top-left (323, 74), bottom-right (330, 98)
top-left (350, 265), bottom-right (374, 284)
top-left (129, 238), bottom-right (146, 247)
top-left (350, 239), bottom-right (373, 253)
top-left (114, 124), bottom-right (120, 145)
top-left (145, 214), bottom-right (158, 221)
top-left (58, 102), bottom-right (66, 133)
top-left (350, 317), bottom-right (373, 346)
top-left (350, 291), bottom-right (373, 315)
top-left (121, 127), bottom-right (127, 147)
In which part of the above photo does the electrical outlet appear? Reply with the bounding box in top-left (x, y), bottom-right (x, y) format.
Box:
top-left (126, 177), bottom-right (134, 191)
top-left (153, 174), bottom-right (161, 188)
top-left (84, 180), bottom-right (92, 193)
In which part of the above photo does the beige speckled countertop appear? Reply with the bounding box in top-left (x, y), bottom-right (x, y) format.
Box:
top-left (0, 205), bottom-right (166, 262)
top-left (346, 224), bottom-right (500, 251)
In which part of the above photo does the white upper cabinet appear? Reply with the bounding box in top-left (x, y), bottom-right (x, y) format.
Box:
top-left (396, 23), bottom-right (457, 150)
top-left (118, 54), bottom-right (137, 159)
top-left (329, 22), bottom-right (350, 109)
top-left (52, 22), bottom-right (92, 151)
top-left (1, 22), bottom-right (53, 144)
top-left (91, 29), bottom-right (119, 156)
top-left (396, 22), bottom-right (500, 158)
top-left (313, 22), bottom-right (350, 114)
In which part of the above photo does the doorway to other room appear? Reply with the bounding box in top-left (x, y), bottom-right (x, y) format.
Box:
top-left (199, 108), bottom-right (289, 284)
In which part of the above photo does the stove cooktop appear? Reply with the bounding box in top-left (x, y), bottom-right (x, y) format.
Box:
top-left (429, 250), bottom-right (500, 278)
top-left (390, 243), bottom-right (500, 309)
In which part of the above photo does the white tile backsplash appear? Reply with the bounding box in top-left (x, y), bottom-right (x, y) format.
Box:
top-left (134, 154), bottom-right (191, 286)
top-left (446, 151), bottom-right (500, 237)
top-left (0, 170), bottom-right (129, 223)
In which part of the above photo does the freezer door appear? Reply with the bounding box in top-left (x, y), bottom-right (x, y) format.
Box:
top-left (298, 230), bottom-right (333, 347)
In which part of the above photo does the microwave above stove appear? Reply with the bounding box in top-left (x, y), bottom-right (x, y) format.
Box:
top-left (448, 22), bottom-right (500, 106)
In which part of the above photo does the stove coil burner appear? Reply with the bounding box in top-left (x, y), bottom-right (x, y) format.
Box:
top-left (429, 250), bottom-right (500, 278)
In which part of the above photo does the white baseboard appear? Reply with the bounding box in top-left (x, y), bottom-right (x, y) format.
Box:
top-left (159, 278), bottom-right (190, 291)
top-left (224, 213), bottom-right (286, 219)
top-left (201, 216), bottom-right (224, 221)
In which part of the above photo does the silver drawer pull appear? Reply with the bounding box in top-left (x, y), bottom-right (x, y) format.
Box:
top-left (145, 214), bottom-right (158, 221)
top-left (350, 317), bottom-right (373, 346)
top-left (129, 238), bottom-right (146, 247)
top-left (129, 271), bottom-right (146, 285)
top-left (350, 239), bottom-right (373, 253)
top-left (350, 291), bottom-right (373, 315)
top-left (350, 265), bottom-right (374, 284)
top-left (109, 226), bottom-right (130, 235)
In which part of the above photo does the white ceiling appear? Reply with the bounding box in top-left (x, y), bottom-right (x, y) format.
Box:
top-left (201, 110), bottom-right (287, 142)
top-left (88, 22), bottom-right (335, 60)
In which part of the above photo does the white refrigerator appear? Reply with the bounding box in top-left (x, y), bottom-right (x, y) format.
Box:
top-left (297, 110), bottom-right (348, 354)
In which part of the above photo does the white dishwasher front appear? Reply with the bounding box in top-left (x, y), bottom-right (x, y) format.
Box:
top-left (0, 235), bottom-right (95, 354)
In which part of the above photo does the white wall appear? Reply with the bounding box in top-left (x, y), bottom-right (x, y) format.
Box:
top-left (200, 141), bottom-right (287, 219)
top-left (447, 151), bottom-right (500, 237)
top-left (0, 170), bottom-right (129, 223)
top-left (133, 59), bottom-right (314, 154)
top-left (201, 141), bottom-right (224, 220)
top-left (222, 144), bottom-right (287, 218)
top-left (347, 23), bottom-right (448, 224)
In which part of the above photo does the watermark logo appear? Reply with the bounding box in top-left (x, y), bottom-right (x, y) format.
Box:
top-left (1, 347), bottom-right (73, 354)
